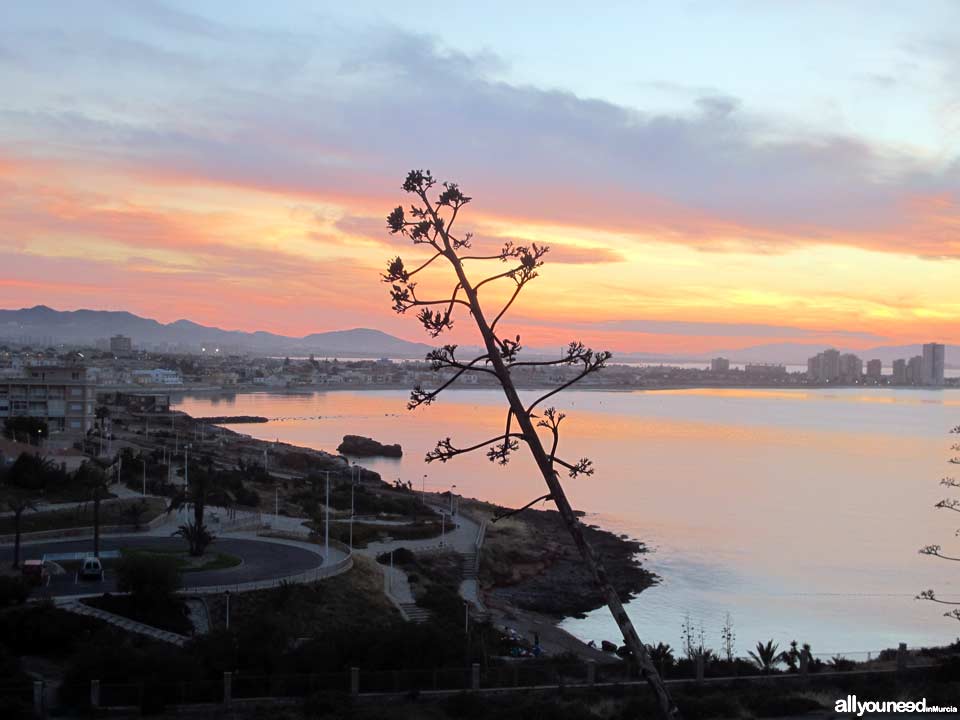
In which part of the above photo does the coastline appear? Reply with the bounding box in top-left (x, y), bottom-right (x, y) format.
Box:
top-left (164, 407), bottom-right (651, 658)
top-left (148, 380), bottom-right (960, 399)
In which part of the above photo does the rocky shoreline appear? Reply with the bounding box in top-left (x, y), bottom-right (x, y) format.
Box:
top-left (181, 409), bottom-right (650, 652)
top-left (483, 508), bottom-right (655, 617)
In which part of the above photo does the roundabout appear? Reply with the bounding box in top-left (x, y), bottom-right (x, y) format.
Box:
top-left (3, 535), bottom-right (331, 599)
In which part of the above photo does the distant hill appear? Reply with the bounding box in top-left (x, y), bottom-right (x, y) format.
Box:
top-left (0, 306), bottom-right (436, 358)
top-left (0, 306), bottom-right (953, 366)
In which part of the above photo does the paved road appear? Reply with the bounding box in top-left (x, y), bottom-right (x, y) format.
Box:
top-left (3, 536), bottom-right (324, 598)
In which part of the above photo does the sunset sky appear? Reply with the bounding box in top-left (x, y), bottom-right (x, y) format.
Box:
top-left (2, 1), bottom-right (959, 354)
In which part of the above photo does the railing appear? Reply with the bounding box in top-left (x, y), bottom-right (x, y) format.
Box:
top-left (64, 649), bottom-right (949, 715)
top-left (474, 520), bottom-right (487, 573)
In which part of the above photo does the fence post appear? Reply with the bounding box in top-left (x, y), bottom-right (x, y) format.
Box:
top-left (223, 671), bottom-right (232, 707)
top-left (587, 660), bottom-right (596, 687)
top-left (696, 654), bottom-right (705, 682)
top-left (896, 643), bottom-right (907, 673)
top-left (90, 679), bottom-right (100, 709)
top-left (350, 667), bottom-right (359, 697)
top-left (33, 680), bottom-right (44, 718)
top-left (471, 663), bottom-right (480, 691)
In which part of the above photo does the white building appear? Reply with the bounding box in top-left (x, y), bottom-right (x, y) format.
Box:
top-left (131, 369), bottom-right (183, 385)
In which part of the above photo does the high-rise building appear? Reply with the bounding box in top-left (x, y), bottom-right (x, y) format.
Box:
top-left (892, 358), bottom-right (907, 385)
top-left (906, 355), bottom-right (923, 385)
top-left (807, 348), bottom-right (841, 382)
top-left (820, 349), bottom-right (840, 382)
top-left (866, 359), bottom-right (882, 381)
top-left (838, 353), bottom-right (863, 383)
top-left (922, 343), bottom-right (945, 387)
top-left (710, 357), bottom-right (730, 373)
top-left (110, 335), bottom-right (133, 354)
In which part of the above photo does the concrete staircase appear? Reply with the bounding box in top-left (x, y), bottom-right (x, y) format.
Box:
top-left (398, 601), bottom-right (432, 623)
top-left (60, 600), bottom-right (189, 646)
top-left (461, 551), bottom-right (478, 579)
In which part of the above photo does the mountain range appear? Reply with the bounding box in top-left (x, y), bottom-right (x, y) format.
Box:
top-left (0, 306), bottom-right (435, 358)
top-left (0, 306), bottom-right (953, 366)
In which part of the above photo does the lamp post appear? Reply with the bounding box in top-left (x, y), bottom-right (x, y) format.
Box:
top-left (324, 470), bottom-right (331, 563)
top-left (225, 590), bottom-right (231, 630)
top-left (450, 484), bottom-right (457, 515)
top-left (440, 511), bottom-right (445, 547)
top-left (349, 463), bottom-right (357, 551)
top-left (184, 444), bottom-right (191, 490)
top-left (422, 473), bottom-right (427, 505)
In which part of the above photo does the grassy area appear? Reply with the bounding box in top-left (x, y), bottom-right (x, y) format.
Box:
top-left (83, 594), bottom-right (193, 636)
top-left (204, 555), bottom-right (398, 635)
top-left (0, 497), bottom-right (167, 535)
top-left (120, 547), bottom-right (242, 572)
top-left (381, 548), bottom-right (465, 622)
top-left (42, 485), bottom-right (118, 504)
top-left (306, 518), bottom-right (443, 549)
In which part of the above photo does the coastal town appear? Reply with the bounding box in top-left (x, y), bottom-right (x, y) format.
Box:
top-left (5, 3), bottom-right (960, 717)
top-left (0, 334), bottom-right (954, 425)
top-left (0, 329), bottom-right (957, 717)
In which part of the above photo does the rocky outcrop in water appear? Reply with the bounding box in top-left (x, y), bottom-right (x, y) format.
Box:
top-left (337, 435), bottom-right (403, 458)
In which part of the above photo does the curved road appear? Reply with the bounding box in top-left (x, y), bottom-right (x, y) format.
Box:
top-left (3, 536), bottom-right (324, 598)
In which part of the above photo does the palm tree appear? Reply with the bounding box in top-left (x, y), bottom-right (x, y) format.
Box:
top-left (75, 461), bottom-right (110, 557)
top-left (2, 489), bottom-right (37, 568)
top-left (748, 640), bottom-right (781, 674)
top-left (648, 643), bottom-right (676, 675)
top-left (167, 457), bottom-right (233, 556)
top-left (2, 452), bottom-right (55, 568)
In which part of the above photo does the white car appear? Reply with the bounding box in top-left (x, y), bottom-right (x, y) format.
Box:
top-left (79, 556), bottom-right (104, 581)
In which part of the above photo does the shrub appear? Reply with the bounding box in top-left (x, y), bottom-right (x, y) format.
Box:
top-left (0, 576), bottom-right (29, 607)
top-left (0, 605), bottom-right (103, 656)
top-left (742, 692), bottom-right (823, 717)
top-left (116, 554), bottom-right (181, 607)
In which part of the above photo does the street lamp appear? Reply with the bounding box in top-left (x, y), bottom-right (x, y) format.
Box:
top-left (324, 470), bottom-right (331, 564)
top-left (422, 473), bottom-right (427, 505)
top-left (349, 463), bottom-right (358, 551)
top-left (450, 484), bottom-right (457, 515)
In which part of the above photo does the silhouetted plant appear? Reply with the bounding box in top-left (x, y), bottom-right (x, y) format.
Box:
top-left (748, 640), bottom-right (781, 673)
top-left (830, 655), bottom-right (856, 671)
top-left (681, 613), bottom-right (711, 661)
top-left (1, 488), bottom-right (37, 569)
top-left (167, 456), bottom-right (235, 556)
top-left (383, 170), bottom-right (679, 719)
top-left (174, 521), bottom-right (215, 557)
top-left (75, 461), bottom-right (110, 557)
top-left (648, 642), bottom-right (676, 675)
top-left (917, 424), bottom-right (960, 622)
top-left (720, 612), bottom-right (736, 662)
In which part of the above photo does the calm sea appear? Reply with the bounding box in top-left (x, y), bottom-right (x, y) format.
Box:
top-left (173, 387), bottom-right (960, 658)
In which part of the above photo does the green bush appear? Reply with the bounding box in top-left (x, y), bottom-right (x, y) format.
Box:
top-left (116, 554), bottom-right (182, 606)
top-left (742, 692), bottom-right (823, 718)
top-left (0, 576), bottom-right (29, 607)
top-left (0, 605), bottom-right (102, 656)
